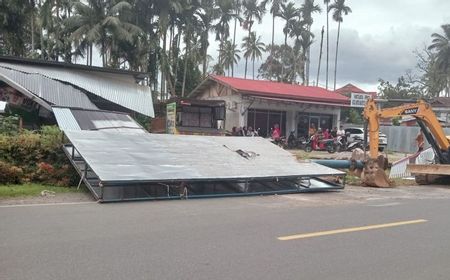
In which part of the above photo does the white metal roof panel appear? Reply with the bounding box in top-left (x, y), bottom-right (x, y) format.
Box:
top-left (64, 131), bottom-right (344, 183)
top-left (53, 107), bottom-right (146, 133)
top-left (0, 66), bottom-right (98, 109)
top-left (0, 62), bottom-right (154, 117)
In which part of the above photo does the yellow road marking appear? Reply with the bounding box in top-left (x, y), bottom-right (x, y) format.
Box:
top-left (278, 219), bottom-right (427, 241)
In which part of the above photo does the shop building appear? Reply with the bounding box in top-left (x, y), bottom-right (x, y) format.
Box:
top-left (189, 75), bottom-right (349, 137)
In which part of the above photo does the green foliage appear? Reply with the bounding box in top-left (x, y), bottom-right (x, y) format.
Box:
top-left (0, 126), bottom-right (77, 186)
top-left (348, 108), bottom-right (363, 124)
top-left (0, 115), bottom-right (20, 135)
top-left (0, 161), bottom-right (23, 184)
top-left (378, 76), bottom-right (422, 104)
top-left (392, 117), bottom-right (400, 126)
top-left (0, 183), bottom-right (86, 198)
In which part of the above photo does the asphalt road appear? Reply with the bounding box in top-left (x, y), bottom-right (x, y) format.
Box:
top-left (2, 187), bottom-right (450, 280)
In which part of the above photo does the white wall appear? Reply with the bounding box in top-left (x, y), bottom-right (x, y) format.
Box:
top-left (196, 83), bottom-right (343, 134)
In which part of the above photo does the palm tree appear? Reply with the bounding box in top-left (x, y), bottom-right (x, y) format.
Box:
top-left (232, 0), bottom-right (243, 77)
top-left (66, 0), bottom-right (142, 66)
top-left (198, 0), bottom-right (219, 78)
top-left (429, 24), bottom-right (450, 97)
top-left (261, 0), bottom-right (286, 57)
top-left (324, 0), bottom-right (331, 89)
top-left (213, 0), bottom-right (234, 67)
top-left (289, 19), bottom-right (312, 84)
top-left (242, 0), bottom-right (265, 78)
top-left (279, 2), bottom-right (298, 47)
top-left (221, 40), bottom-right (241, 76)
top-left (329, 0), bottom-right (351, 90)
top-left (242, 31), bottom-right (265, 79)
top-left (300, 0), bottom-right (321, 85)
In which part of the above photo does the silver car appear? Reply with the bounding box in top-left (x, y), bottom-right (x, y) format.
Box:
top-left (345, 127), bottom-right (388, 152)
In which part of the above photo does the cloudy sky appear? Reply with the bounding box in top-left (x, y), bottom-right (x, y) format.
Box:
top-left (211, 0), bottom-right (450, 91)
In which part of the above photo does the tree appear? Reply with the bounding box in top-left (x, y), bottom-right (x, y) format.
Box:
top-left (324, 0), bottom-right (330, 89)
top-left (242, 0), bottom-right (265, 78)
top-left (378, 77), bottom-right (422, 106)
top-left (299, 0), bottom-right (321, 85)
top-left (66, 0), bottom-right (142, 66)
top-left (259, 44), bottom-right (299, 82)
top-left (261, 0), bottom-right (286, 78)
top-left (328, 0), bottom-right (352, 90)
top-left (213, 0), bottom-right (234, 67)
top-left (428, 24), bottom-right (450, 97)
top-left (242, 31), bottom-right (265, 79)
top-left (289, 19), bottom-right (311, 84)
top-left (279, 2), bottom-right (298, 47)
top-left (221, 41), bottom-right (241, 76)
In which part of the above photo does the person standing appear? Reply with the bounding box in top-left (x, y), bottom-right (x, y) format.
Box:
top-left (416, 129), bottom-right (425, 152)
top-left (271, 123), bottom-right (281, 140)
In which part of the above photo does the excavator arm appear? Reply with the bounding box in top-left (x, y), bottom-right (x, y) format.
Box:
top-left (361, 98), bottom-right (450, 187)
top-left (364, 99), bottom-right (450, 162)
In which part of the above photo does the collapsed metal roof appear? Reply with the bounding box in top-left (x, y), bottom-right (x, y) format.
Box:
top-left (62, 131), bottom-right (344, 202)
top-left (53, 107), bottom-right (146, 133)
top-left (0, 66), bottom-right (98, 110)
top-left (0, 60), bottom-right (154, 117)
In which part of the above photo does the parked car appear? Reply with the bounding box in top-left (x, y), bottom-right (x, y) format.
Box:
top-left (345, 127), bottom-right (388, 152)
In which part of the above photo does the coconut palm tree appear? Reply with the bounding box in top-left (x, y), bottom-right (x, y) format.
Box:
top-left (300, 0), bottom-right (321, 85)
top-left (428, 24), bottom-right (450, 97)
top-left (328, 0), bottom-right (351, 90)
top-left (289, 19), bottom-right (312, 84)
top-left (66, 0), bottom-right (142, 66)
top-left (242, 31), bottom-right (266, 79)
top-left (279, 2), bottom-right (298, 47)
top-left (221, 40), bottom-right (241, 76)
top-left (213, 0), bottom-right (234, 67)
top-left (261, 0), bottom-right (286, 56)
top-left (324, 0), bottom-right (331, 89)
top-left (242, 0), bottom-right (265, 78)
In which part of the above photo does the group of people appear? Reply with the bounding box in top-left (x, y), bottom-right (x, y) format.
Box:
top-left (231, 126), bottom-right (258, 137)
top-left (308, 124), bottom-right (346, 150)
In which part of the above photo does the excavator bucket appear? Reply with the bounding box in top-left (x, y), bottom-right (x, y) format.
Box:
top-left (362, 156), bottom-right (392, 188)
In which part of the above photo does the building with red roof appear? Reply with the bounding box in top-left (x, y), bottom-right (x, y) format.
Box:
top-left (189, 75), bottom-right (350, 137)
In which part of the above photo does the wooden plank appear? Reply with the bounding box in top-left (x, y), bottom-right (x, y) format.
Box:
top-left (407, 164), bottom-right (450, 175)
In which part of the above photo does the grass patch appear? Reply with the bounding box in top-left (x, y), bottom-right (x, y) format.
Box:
top-left (0, 183), bottom-right (86, 198)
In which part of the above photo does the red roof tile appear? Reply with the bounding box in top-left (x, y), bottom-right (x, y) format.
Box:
top-left (210, 75), bottom-right (349, 104)
top-left (335, 83), bottom-right (366, 94)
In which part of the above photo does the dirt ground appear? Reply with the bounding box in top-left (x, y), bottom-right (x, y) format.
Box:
top-left (291, 149), bottom-right (409, 162)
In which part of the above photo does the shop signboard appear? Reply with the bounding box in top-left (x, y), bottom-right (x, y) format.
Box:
top-left (350, 92), bottom-right (371, 108)
top-left (166, 102), bottom-right (177, 134)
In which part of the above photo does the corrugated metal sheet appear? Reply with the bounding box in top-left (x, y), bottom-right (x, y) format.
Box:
top-left (53, 107), bottom-right (82, 131)
top-left (53, 107), bottom-right (146, 133)
top-left (0, 62), bottom-right (154, 117)
top-left (64, 131), bottom-right (344, 183)
top-left (0, 66), bottom-right (98, 109)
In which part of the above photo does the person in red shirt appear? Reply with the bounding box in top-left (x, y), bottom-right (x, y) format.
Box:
top-left (271, 123), bottom-right (281, 140)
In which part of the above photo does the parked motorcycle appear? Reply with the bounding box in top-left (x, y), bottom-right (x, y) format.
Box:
top-left (304, 135), bottom-right (336, 153)
top-left (286, 131), bottom-right (308, 149)
top-left (335, 134), bottom-right (365, 152)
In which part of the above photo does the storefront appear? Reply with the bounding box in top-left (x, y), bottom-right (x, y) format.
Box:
top-left (189, 75), bottom-right (349, 137)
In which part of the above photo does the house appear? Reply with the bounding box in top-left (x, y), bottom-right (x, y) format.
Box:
top-left (189, 75), bottom-right (349, 138)
top-left (0, 56), bottom-right (154, 128)
top-left (335, 83), bottom-right (377, 98)
top-left (430, 97), bottom-right (450, 126)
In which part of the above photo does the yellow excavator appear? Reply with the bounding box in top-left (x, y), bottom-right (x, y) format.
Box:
top-left (362, 98), bottom-right (450, 187)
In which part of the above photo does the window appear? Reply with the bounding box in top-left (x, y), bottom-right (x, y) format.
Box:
top-left (247, 109), bottom-right (286, 137)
